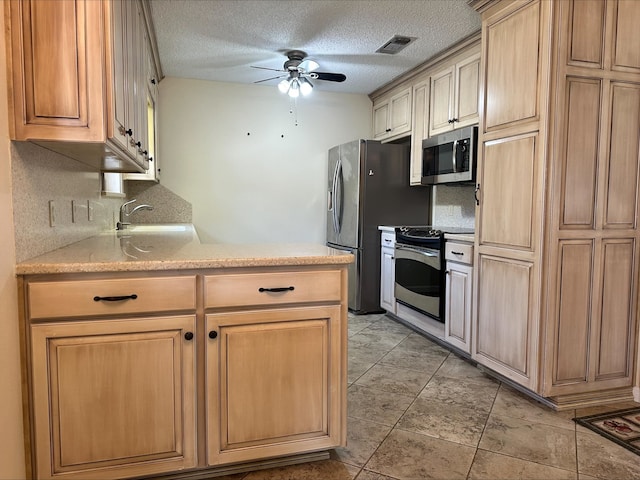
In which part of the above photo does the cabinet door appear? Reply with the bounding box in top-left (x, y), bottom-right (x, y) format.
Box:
top-left (380, 246), bottom-right (396, 313)
top-left (429, 65), bottom-right (454, 136)
top-left (453, 53), bottom-right (480, 128)
top-left (206, 305), bottom-right (345, 466)
top-left (30, 316), bottom-right (197, 480)
top-left (109, 0), bottom-right (131, 154)
top-left (373, 100), bottom-right (390, 140)
top-left (388, 87), bottom-right (412, 137)
top-left (444, 262), bottom-right (472, 353)
top-left (6, 0), bottom-right (106, 142)
top-left (410, 80), bottom-right (429, 185)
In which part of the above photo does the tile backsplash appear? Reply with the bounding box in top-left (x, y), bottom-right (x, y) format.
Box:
top-left (11, 141), bottom-right (194, 263)
top-left (11, 142), bottom-right (124, 262)
top-left (431, 184), bottom-right (476, 229)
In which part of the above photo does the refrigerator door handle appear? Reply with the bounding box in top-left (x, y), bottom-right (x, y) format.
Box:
top-left (331, 157), bottom-right (340, 234)
top-left (335, 158), bottom-right (343, 233)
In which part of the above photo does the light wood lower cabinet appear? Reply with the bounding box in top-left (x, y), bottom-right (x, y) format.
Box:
top-left (444, 241), bottom-right (474, 354)
top-left (379, 231), bottom-right (396, 313)
top-left (30, 315), bottom-right (197, 480)
top-left (21, 266), bottom-right (348, 478)
top-left (206, 305), bottom-right (344, 465)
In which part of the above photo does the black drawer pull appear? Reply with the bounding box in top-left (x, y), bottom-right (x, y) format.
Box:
top-left (451, 251), bottom-right (465, 255)
top-left (93, 294), bottom-right (138, 302)
top-left (258, 286), bottom-right (295, 293)
top-left (209, 331), bottom-right (218, 339)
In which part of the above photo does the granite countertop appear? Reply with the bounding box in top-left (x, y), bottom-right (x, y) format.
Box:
top-left (16, 225), bottom-right (354, 275)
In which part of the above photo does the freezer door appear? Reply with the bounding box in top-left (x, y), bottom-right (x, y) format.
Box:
top-left (327, 243), bottom-right (359, 311)
top-left (327, 145), bottom-right (340, 246)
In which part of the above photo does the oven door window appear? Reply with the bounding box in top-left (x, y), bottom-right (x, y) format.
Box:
top-left (394, 246), bottom-right (441, 320)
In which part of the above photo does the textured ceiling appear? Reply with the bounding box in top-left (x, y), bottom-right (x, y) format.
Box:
top-left (149, 0), bottom-right (481, 95)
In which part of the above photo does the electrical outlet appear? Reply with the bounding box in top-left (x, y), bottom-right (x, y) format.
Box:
top-left (48, 200), bottom-right (56, 227)
top-left (87, 200), bottom-right (94, 221)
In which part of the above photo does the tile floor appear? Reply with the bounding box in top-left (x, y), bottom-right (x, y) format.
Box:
top-left (218, 313), bottom-right (640, 480)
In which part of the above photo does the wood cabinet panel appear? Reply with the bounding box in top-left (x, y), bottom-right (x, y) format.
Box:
top-left (597, 239), bottom-right (636, 380)
top-left (454, 53), bottom-right (480, 127)
top-left (567, 0), bottom-right (605, 67)
top-left (479, 134), bottom-right (537, 249)
top-left (206, 305), bottom-right (344, 465)
top-left (429, 66), bottom-right (454, 135)
top-left (8, 0), bottom-right (105, 139)
top-left (409, 79), bottom-right (429, 185)
top-left (475, 255), bottom-right (534, 385)
top-left (553, 241), bottom-right (593, 385)
top-left (445, 261), bottom-right (472, 353)
top-left (31, 316), bottom-right (196, 479)
top-left (204, 270), bottom-right (341, 309)
top-left (28, 276), bottom-right (197, 319)
top-left (612, 0), bottom-right (640, 72)
top-left (604, 82), bottom-right (640, 228)
top-left (484, 1), bottom-right (540, 130)
top-left (560, 77), bottom-right (601, 228)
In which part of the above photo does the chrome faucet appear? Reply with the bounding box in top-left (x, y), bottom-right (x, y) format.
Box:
top-left (117, 199), bottom-right (154, 230)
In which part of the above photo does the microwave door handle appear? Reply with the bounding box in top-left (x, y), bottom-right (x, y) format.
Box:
top-left (452, 139), bottom-right (458, 173)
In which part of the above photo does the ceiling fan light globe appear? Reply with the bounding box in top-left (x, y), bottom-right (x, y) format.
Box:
top-left (277, 79), bottom-right (290, 94)
top-left (288, 79), bottom-right (300, 98)
top-left (300, 79), bottom-right (313, 96)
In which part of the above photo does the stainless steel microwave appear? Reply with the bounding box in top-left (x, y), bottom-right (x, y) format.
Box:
top-left (421, 125), bottom-right (478, 185)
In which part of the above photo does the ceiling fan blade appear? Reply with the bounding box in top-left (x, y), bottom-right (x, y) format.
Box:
top-left (314, 72), bottom-right (346, 83)
top-left (250, 65), bottom-right (286, 73)
top-left (253, 74), bottom-right (288, 84)
top-left (298, 59), bottom-right (319, 73)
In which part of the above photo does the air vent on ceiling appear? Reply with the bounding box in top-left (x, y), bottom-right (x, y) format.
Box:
top-left (375, 35), bottom-right (417, 54)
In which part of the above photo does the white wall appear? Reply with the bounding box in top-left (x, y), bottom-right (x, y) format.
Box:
top-left (157, 78), bottom-right (372, 244)
top-left (0, 10), bottom-right (27, 480)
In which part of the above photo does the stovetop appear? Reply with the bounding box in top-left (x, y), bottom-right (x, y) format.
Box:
top-left (395, 226), bottom-right (474, 247)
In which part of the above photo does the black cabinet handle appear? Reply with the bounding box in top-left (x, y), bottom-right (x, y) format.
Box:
top-left (93, 294), bottom-right (138, 302)
top-left (209, 331), bottom-right (218, 339)
top-left (474, 184), bottom-right (480, 206)
top-left (184, 332), bottom-right (194, 341)
top-left (258, 286), bottom-right (295, 293)
top-left (136, 141), bottom-right (142, 148)
top-left (385, 128), bottom-right (392, 132)
top-left (151, 78), bottom-right (157, 85)
top-left (125, 128), bottom-right (133, 136)
top-left (452, 118), bottom-right (459, 122)
top-left (149, 157), bottom-right (153, 162)
top-left (451, 251), bottom-right (464, 256)
top-left (448, 119), bottom-right (454, 124)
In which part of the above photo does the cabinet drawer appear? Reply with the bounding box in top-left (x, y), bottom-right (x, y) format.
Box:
top-left (445, 242), bottom-right (474, 265)
top-left (205, 270), bottom-right (342, 309)
top-left (381, 231), bottom-right (396, 247)
top-left (28, 276), bottom-right (197, 319)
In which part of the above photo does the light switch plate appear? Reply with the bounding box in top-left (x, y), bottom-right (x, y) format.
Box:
top-left (71, 200), bottom-right (78, 223)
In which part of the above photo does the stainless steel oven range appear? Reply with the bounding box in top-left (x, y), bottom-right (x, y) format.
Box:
top-left (394, 226), bottom-right (473, 322)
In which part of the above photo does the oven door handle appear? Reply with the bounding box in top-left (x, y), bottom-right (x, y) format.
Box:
top-left (395, 244), bottom-right (439, 257)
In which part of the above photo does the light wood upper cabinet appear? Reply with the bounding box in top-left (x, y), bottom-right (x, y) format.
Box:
top-left (5, 0), bottom-right (160, 173)
top-left (429, 51), bottom-right (480, 136)
top-left (483, 1), bottom-right (541, 131)
top-left (409, 78), bottom-right (429, 185)
top-left (372, 85), bottom-right (412, 142)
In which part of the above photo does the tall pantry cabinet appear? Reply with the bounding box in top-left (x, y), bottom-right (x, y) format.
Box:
top-left (471, 0), bottom-right (640, 409)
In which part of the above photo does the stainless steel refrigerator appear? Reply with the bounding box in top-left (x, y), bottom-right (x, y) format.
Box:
top-left (327, 139), bottom-right (430, 313)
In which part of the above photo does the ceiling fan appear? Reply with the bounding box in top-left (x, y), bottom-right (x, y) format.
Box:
top-left (252, 50), bottom-right (346, 97)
